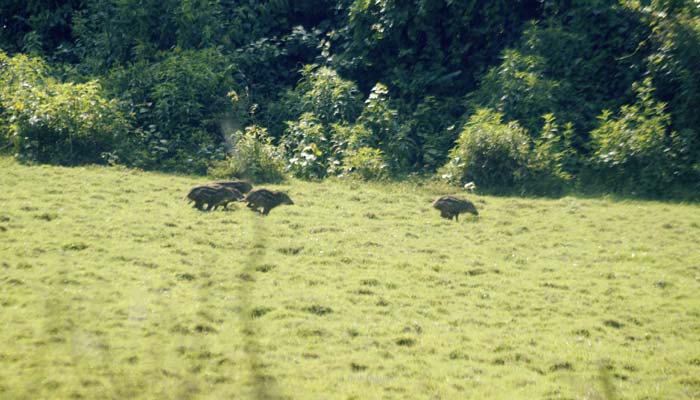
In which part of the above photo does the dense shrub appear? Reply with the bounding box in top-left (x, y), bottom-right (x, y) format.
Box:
top-left (357, 83), bottom-right (415, 174)
top-left (293, 65), bottom-right (364, 126)
top-left (635, 4), bottom-right (700, 132)
top-left (0, 0), bottom-right (83, 59)
top-left (524, 114), bottom-right (574, 195)
top-left (72, 0), bottom-right (230, 71)
top-left (0, 52), bottom-right (129, 165)
top-left (275, 65), bottom-right (364, 135)
top-left (104, 48), bottom-right (239, 172)
top-left (468, 50), bottom-right (563, 134)
top-left (282, 114), bottom-right (384, 180)
top-left (336, 0), bottom-right (540, 98)
top-left (441, 109), bottom-right (576, 195)
top-left (342, 146), bottom-right (387, 180)
top-left (232, 27), bottom-right (325, 135)
top-left (590, 78), bottom-right (687, 194)
top-left (283, 113), bottom-right (330, 180)
top-left (282, 67), bottom-right (385, 180)
top-left (410, 96), bottom-right (462, 171)
top-left (646, 10), bottom-right (700, 186)
top-left (329, 122), bottom-right (373, 150)
top-left (518, 3), bottom-right (650, 136)
top-left (439, 109), bottom-right (530, 193)
top-left (328, 122), bottom-right (375, 176)
top-left (210, 125), bottom-right (285, 183)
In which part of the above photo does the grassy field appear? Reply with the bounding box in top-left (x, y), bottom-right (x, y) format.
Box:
top-left (1, 155), bottom-right (699, 399)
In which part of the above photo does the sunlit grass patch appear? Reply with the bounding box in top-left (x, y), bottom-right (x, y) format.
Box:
top-left (0, 156), bottom-right (699, 399)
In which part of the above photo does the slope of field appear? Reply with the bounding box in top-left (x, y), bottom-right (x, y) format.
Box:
top-left (1, 156), bottom-right (699, 399)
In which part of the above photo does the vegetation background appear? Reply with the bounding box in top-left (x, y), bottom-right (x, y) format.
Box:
top-left (0, 0), bottom-right (699, 197)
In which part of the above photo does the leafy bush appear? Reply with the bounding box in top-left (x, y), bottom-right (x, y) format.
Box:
top-left (649, 12), bottom-right (700, 132)
top-left (283, 114), bottom-right (379, 180)
top-left (73, 0), bottom-right (233, 71)
top-left (524, 114), bottom-right (574, 195)
top-left (210, 125), bottom-right (285, 183)
top-left (291, 65), bottom-right (364, 126)
top-left (261, 60), bottom-right (362, 139)
top-left (358, 83), bottom-right (416, 174)
top-left (0, 52), bottom-right (129, 165)
top-left (342, 146), bottom-right (387, 180)
top-left (232, 27), bottom-right (324, 136)
top-left (468, 50), bottom-right (563, 134)
top-left (338, 0), bottom-right (536, 101)
top-left (439, 108), bottom-right (530, 193)
top-left (281, 67), bottom-right (375, 179)
top-left (326, 122), bottom-right (374, 176)
top-left (410, 96), bottom-right (461, 171)
top-left (590, 78), bottom-right (685, 194)
top-left (330, 122), bottom-right (373, 150)
top-left (283, 113), bottom-right (330, 180)
top-left (518, 4), bottom-right (649, 135)
top-left (104, 48), bottom-right (239, 172)
top-left (646, 10), bottom-right (700, 185)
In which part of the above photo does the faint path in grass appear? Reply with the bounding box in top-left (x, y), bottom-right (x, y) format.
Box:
top-left (239, 212), bottom-right (284, 400)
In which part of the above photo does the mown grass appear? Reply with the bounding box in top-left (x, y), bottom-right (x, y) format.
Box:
top-left (1, 156), bottom-right (699, 399)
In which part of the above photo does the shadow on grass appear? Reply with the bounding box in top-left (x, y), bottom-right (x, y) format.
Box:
top-left (5, 155), bottom-right (698, 203)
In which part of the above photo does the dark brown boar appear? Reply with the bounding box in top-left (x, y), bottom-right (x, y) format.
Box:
top-left (244, 188), bottom-right (293, 215)
top-left (187, 184), bottom-right (243, 211)
top-left (432, 195), bottom-right (479, 222)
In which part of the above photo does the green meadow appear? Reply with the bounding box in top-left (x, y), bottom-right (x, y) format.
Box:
top-left (1, 155), bottom-right (699, 399)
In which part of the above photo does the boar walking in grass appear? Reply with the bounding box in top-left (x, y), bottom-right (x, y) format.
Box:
top-left (187, 184), bottom-right (243, 211)
top-left (432, 195), bottom-right (479, 222)
top-left (209, 180), bottom-right (253, 194)
top-left (244, 188), bottom-right (294, 215)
